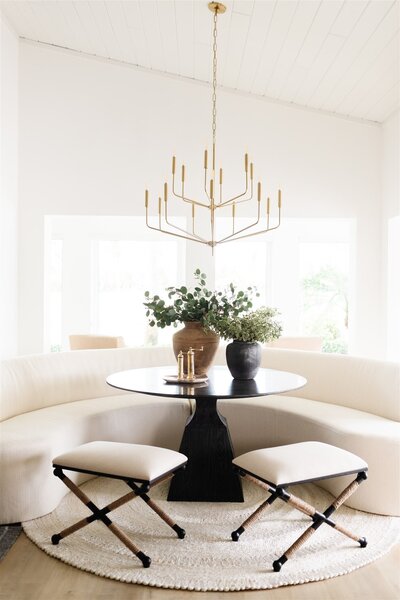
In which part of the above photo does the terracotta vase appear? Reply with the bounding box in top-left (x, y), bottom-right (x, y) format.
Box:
top-left (172, 322), bottom-right (219, 376)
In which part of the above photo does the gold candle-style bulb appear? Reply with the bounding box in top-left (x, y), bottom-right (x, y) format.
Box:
top-left (232, 202), bottom-right (236, 218)
top-left (244, 153), bottom-right (248, 172)
top-left (164, 182), bottom-right (168, 202)
top-left (145, 189), bottom-right (149, 208)
top-left (219, 168), bottom-right (223, 184)
top-left (278, 189), bottom-right (282, 208)
top-left (192, 203), bottom-right (195, 218)
top-left (267, 197), bottom-right (270, 214)
top-left (257, 182), bottom-right (261, 202)
top-left (181, 165), bottom-right (185, 182)
top-left (172, 156), bottom-right (176, 174)
top-left (250, 163), bottom-right (254, 180)
top-left (210, 178), bottom-right (214, 199)
top-left (158, 197), bottom-right (162, 214)
top-left (204, 149), bottom-right (208, 169)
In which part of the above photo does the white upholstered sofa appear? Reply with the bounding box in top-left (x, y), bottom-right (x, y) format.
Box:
top-left (1, 346), bottom-right (399, 524)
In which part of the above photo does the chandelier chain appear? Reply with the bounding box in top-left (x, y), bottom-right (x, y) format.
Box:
top-left (212, 7), bottom-right (218, 151)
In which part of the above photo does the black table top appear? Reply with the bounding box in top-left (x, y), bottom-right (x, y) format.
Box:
top-left (106, 365), bottom-right (307, 399)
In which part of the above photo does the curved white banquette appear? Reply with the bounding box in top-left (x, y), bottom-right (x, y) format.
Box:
top-left (0, 346), bottom-right (399, 523)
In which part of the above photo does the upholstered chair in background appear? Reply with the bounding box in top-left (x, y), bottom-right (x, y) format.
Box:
top-left (69, 334), bottom-right (126, 350)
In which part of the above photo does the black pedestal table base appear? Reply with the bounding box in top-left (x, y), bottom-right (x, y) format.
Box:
top-left (167, 397), bottom-right (244, 502)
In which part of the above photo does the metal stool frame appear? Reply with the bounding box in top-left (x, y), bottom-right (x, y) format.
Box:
top-left (51, 462), bottom-right (187, 568)
top-left (231, 466), bottom-right (368, 572)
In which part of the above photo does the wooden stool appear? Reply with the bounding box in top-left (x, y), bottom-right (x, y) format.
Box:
top-left (230, 441), bottom-right (368, 571)
top-left (51, 441), bottom-right (187, 568)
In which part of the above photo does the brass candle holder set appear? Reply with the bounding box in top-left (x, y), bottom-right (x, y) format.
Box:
top-left (164, 347), bottom-right (208, 384)
top-left (177, 347), bottom-right (205, 382)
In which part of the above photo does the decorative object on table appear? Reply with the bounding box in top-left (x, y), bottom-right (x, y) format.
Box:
top-left (163, 375), bottom-right (208, 385)
top-left (24, 476), bottom-right (400, 591)
top-left (164, 347), bottom-right (208, 384)
top-left (206, 307), bottom-right (282, 379)
top-left (144, 2), bottom-right (282, 252)
top-left (144, 269), bottom-right (259, 376)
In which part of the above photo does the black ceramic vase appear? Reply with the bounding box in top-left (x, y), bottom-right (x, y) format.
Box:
top-left (226, 340), bottom-right (262, 380)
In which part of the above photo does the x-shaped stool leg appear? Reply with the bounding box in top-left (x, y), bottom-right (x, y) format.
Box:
top-left (51, 467), bottom-right (185, 568)
top-left (231, 469), bottom-right (368, 571)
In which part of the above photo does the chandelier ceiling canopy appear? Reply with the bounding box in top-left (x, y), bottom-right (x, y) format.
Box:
top-left (145, 2), bottom-right (282, 252)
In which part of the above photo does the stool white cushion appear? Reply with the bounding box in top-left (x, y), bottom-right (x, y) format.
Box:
top-left (233, 441), bottom-right (367, 487)
top-left (53, 441), bottom-right (187, 482)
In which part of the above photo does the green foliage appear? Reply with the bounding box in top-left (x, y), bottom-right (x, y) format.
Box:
top-left (205, 307), bottom-right (282, 343)
top-left (301, 264), bottom-right (349, 354)
top-left (144, 269), bottom-right (259, 329)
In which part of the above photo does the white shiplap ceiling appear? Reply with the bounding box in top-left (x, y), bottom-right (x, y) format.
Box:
top-left (1, 0), bottom-right (399, 123)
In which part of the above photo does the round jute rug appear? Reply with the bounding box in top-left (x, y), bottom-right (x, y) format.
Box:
top-left (23, 478), bottom-right (400, 592)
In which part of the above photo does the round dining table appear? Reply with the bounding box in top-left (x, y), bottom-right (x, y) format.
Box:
top-left (106, 365), bottom-right (307, 503)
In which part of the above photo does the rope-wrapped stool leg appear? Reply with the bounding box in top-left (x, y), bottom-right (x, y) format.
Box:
top-left (128, 481), bottom-right (186, 539)
top-left (273, 471), bottom-right (367, 572)
top-left (51, 468), bottom-right (151, 567)
top-left (231, 491), bottom-right (279, 541)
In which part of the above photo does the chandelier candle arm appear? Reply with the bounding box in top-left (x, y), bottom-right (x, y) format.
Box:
top-left (164, 189), bottom-right (206, 242)
top-left (143, 1), bottom-right (282, 249)
top-left (218, 193), bottom-right (282, 244)
top-left (217, 194), bottom-right (262, 244)
top-left (217, 157), bottom-right (253, 207)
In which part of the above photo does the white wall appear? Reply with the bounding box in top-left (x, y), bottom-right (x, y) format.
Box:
top-left (0, 14), bottom-right (18, 359)
top-left (18, 41), bottom-right (383, 357)
top-left (382, 112), bottom-right (400, 360)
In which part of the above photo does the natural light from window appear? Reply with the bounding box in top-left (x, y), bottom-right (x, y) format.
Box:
top-left (44, 216), bottom-right (354, 354)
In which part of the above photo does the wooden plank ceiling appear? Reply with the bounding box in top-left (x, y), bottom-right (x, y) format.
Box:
top-left (1, 0), bottom-right (399, 123)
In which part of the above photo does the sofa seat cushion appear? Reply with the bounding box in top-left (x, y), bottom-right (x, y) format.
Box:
top-left (220, 395), bottom-right (400, 515)
top-left (0, 393), bottom-right (190, 523)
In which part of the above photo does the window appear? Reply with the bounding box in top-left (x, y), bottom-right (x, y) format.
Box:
top-left (300, 242), bottom-right (349, 353)
top-left (215, 219), bottom-right (354, 353)
top-left (93, 240), bottom-right (180, 346)
top-left (44, 216), bottom-right (185, 351)
top-left (44, 240), bottom-right (63, 352)
top-left (44, 215), bottom-right (354, 354)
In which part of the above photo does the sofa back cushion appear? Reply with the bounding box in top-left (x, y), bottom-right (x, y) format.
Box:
top-left (256, 348), bottom-right (400, 421)
top-left (0, 346), bottom-right (174, 421)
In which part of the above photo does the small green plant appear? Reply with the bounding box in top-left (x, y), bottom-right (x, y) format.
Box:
top-left (144, 269), bottom-right (258, 329)
top-left (206, 307), bottom-right (282, 343)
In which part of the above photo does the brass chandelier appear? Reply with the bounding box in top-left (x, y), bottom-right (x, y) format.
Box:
top-left (145, 1), bottom-right (282, 250)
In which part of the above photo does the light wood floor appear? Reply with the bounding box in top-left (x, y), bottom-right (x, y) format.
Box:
top-left (0, 533), bottom-right (399, 600)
